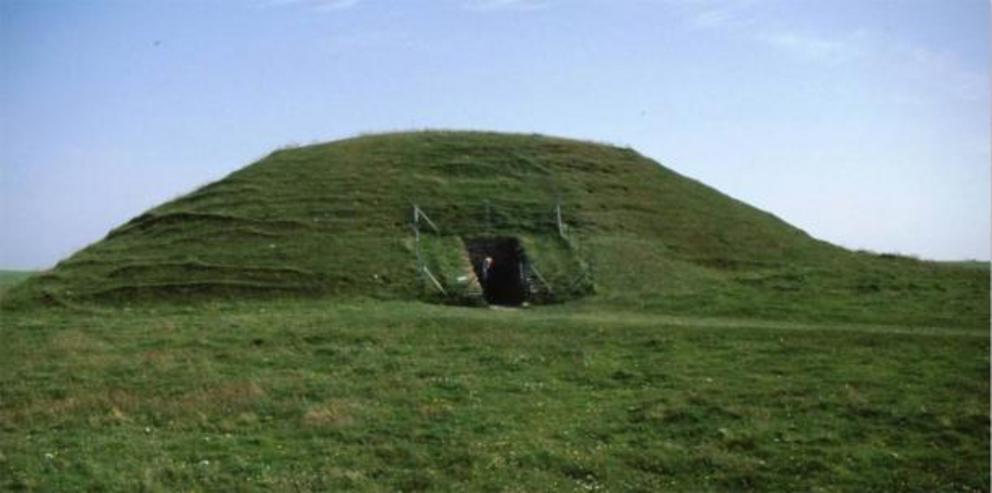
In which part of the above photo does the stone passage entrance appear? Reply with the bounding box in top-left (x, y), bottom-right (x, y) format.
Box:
top-left (466, 237), bottom-right (528, 306)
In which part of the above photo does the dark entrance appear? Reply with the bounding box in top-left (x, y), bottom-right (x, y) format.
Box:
top-left (466, 237), bottom-right (528, 306)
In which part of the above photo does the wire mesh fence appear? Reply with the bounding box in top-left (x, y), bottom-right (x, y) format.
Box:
top-left (409, 200), bottom-right (593, 304)
top-left (409, 199), bottom-right (569, 238)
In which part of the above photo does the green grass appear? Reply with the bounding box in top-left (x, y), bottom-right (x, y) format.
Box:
top-left (3, 131), bottom-right (987, 328)
top-left (939, 260), bottom-right (990, 271)
top-left (1, 299), bottom-right (987, 491)
top-left (1, 131), bottom-right (987, 490)
top-left (0, 271), bottom-right (34, 300)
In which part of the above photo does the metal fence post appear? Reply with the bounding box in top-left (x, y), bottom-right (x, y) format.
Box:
top-left (485, 200), bottom-right (492, 231)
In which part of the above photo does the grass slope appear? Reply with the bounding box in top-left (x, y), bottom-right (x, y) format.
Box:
top-left (3, 131), bottom-right (987, 327)
top-left (1, 300), bottom-right (987, 491)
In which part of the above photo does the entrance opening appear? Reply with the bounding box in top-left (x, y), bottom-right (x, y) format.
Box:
top-left (466, 237), bottom-right (528, 306)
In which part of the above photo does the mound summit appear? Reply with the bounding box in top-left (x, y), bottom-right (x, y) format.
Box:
top-left (6, 131), bottom-right (987, 326)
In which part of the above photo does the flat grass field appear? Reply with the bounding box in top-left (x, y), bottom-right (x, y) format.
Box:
top-left (1, 298), bottom-right (988, 491)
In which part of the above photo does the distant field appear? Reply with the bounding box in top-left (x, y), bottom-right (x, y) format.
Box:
top-left (0, 271), bottom-right (34, 299)
top-left (939, 260), bottom-right (990, 271)
top-left (1, 300), bottom-right (987, 491)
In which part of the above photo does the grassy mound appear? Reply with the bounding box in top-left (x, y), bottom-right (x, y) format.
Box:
top-left (4, 131), bottom-right (987, 326)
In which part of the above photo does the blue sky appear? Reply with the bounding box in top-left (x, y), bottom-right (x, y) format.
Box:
top-left (1, 0), bottom-right (988, 268)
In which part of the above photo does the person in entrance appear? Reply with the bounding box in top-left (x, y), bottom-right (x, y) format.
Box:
top-left (468, 237), bottom-right (528, 306)
top-left (481, 256), bottom-right (494, 284)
